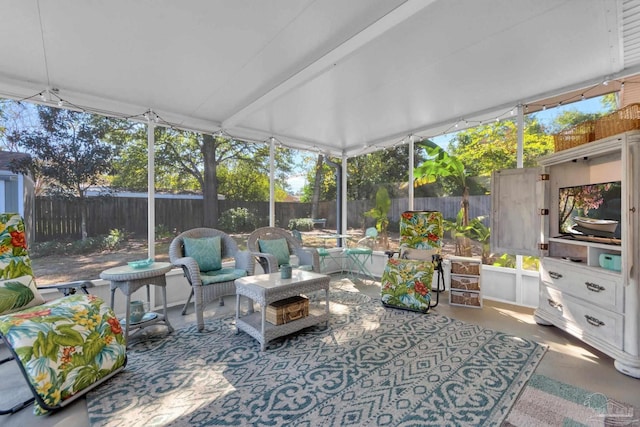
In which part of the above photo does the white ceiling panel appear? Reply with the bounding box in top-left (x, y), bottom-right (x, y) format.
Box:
top-left (1, 0), bottom-right (639, 156)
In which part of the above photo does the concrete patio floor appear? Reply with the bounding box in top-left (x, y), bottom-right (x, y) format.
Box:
top-left (1, 274), bottom-right (639, 426)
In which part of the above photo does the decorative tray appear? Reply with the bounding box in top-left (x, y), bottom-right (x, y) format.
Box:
top-left (121, 312), bottom-right (158, 326)
top-left (128, 258), bottom-right (154, 269)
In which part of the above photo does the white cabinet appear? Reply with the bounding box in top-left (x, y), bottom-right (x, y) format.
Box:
top-left (491, 131), bottom-right (640, 378)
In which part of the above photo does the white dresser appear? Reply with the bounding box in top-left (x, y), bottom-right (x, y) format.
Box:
top-left (491, 131), bottom-right (640, 378)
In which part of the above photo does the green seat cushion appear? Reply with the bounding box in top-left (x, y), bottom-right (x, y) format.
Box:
top-left (183, 236), bottom-right (222, 272)
top-left (200, 267), bottom-right (247, 285)
top-left (317, 248), bottom-right (330, 256)
top-left (258, 238), bottom-right (290, 266)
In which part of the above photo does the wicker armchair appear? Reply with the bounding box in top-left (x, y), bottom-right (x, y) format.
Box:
top-left (247, 227), bottom-right (320, 273)
top-left (169, 228), bottom-right (254, 331)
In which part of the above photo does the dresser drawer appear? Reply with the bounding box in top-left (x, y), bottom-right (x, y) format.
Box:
top-left (539, 285), bottom-right (623, 350)
top-left (540, 258), bottom-right (623, 311)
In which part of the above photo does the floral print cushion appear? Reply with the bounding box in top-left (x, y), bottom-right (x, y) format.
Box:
top-left (0, 294), bottom-right (127, 414)
top-left (381, 258), bottom-right (434, 313)
top-left (0, 213), bottom-right (29, 261)
top-left (399, 211), bottom-right (443, 252)
top-left (381, 211), bottom-right (443, 313)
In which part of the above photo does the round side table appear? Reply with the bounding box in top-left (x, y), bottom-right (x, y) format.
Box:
top-left (100, 261), bottom-right (174, 346)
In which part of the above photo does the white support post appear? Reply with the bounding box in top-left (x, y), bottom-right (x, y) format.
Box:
top-left (269, 137), bottom-right (275, 227)
top-left (341, 154), bottom-right (348, 235)
top-left (147, 118), bottom-right (155, 260)
top-left (409, 135), bottom-right (415, 210)
top-left (515, 104), bottom-right (524, 303)
top-left (516, 104), bottom-right (524, 168)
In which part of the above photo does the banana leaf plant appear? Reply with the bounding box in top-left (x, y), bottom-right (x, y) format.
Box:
top-left (415, 139), bottom-right (471, 244)
top-left (364, 186), bottom-right (391, 248)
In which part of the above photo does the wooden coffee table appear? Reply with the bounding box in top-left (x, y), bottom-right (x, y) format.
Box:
top-left (234, 270), bottom-right (330, 351)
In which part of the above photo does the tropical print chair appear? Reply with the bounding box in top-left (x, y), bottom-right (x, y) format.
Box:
top-left (0, 213), bottom-right (126, 415)
top-left (380, 211), bottom-right (444, 313)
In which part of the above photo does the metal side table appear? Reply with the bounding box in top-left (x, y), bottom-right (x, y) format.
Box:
top-left (100, 261), bottom-right (174, 346)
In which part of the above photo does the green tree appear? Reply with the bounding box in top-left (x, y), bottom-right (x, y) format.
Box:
top-left (348, 145), bottom-right (414, 201)
top-left (8, 106), bottom-right (115, 239)
top-left (300, 158), bottom-right (336, 202)
top-left (111, 127), bottom-right (294, 225)
top-left (449, 118), bottom-right (554, 179)
top-left (218, 160), bottom-right (287, 201)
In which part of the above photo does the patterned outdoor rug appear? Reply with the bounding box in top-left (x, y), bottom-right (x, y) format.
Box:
top-left (504, 373), bottom-right (640, 426)
top-left (87, 289), bottom-right (546, 427)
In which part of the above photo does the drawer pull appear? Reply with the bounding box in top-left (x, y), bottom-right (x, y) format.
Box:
top-left (585, 315), bottom-right (605, 327)
top-left (585, 282), bottom-right (605, 292)
top-left (549, 271), bottom-right (563, 279)
top-left (547, 299), bottom-right (562, 309)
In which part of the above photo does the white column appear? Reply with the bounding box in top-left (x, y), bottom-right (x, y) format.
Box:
top-left (147, 118), bottom-right (155, 259)
top-left (408, 135), bottom-right (415, 210)
top-left (515, 104), bottom-right (524, 303)
top-left (341, 154), bottom-right (348, 235)
top-left (517, 104), bottom-right (524, 168)
top-left (269, 137), bottom-right (275, 227)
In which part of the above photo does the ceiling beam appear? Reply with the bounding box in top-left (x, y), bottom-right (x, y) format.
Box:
top-left (221, 0), bottom-right (437, 129)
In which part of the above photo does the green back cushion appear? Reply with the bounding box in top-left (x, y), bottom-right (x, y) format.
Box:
top-left (258, 238), bottom-right (290, 266)
top-left (183, 236), bottom-right (222, 272)
top-left (0, 274), bottom-right (46, 316)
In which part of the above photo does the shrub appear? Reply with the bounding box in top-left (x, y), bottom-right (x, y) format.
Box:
top-left (219, 207), bottom-right (259, 232)
top-left (288, 218), bottom-right (314, 231)
top-left (104, 228), bottom-right (130, 250)
top-left (155, 224), bottom-right (174, 240)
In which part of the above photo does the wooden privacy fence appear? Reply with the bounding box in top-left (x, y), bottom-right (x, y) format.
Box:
top-left (33, 195), bottom-right (490, 242)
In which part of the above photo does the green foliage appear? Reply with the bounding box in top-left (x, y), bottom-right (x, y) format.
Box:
top-left (347, 146), bottom-right (415, 201)
top-left (492, 253), bottom-right (516, 268)
top-left (104, 228), bottom-right (130, 250)
top-left (8, 106), bottom-right (115, 197)
top-left (155, 224), bottom-right (174, 239)
top-left (415, 140), bottom-right (467, 191)
top-left (218, 161), bottom-right (271, 201)
top-left (443, 209), bottom-right (467, 239)
top-left (448, 118), bottom-right (554, 182)
top-left (364, 187), bottom-right (391, 234)
top-left (300, 159), bottom-right (335, 202)
top-left (491, 253), bottom-right (540, 270)
top-left (219, 207), bottom-right (260, 232)
top-left (300, 146), bottom-right (417, 202)
top-left (288, 218), bottom-right (314, 231)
